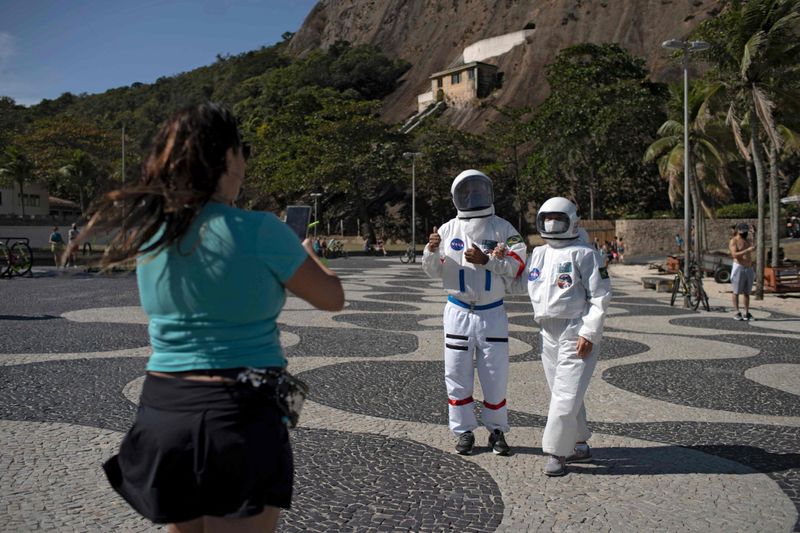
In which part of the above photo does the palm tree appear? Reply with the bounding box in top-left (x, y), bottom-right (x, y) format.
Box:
top-left (58, 149), bottom-right (98, 214)
top-left (0, 146), bottom-right (35, 218)
top-left (694, 0), bottom-right (800, 298)
top-left (644, 82), bottom-right (732, 252)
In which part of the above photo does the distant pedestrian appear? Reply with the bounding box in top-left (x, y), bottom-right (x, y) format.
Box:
top-left (729, 223), bottom-right (755, 321)
top-left (616, 237), bottom-right (625, 263)
top-left (67, 223), bottom-right (80, 267)
top-left (48, 226), bottom-right (65, 267)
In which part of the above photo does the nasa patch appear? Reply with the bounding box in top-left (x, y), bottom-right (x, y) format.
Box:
top-left (450, 238), bottom-right (465, 251)
top-left (557, 273), bottom-right (573, 289)
top-left (528, 267), bottom-right (541, 281)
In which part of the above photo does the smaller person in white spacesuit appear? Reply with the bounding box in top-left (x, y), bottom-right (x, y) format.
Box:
top-left (422, 170), bottom-right (528, 456)
top-left (524, 197), bottom-right (612, 476)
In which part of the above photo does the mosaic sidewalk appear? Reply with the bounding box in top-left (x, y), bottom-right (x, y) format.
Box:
top-left (1, 258), bottom-right (798, 532)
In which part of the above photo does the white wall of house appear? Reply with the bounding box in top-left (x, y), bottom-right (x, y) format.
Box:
top-left (417, 91), bottom-right (434, 113)
top-left (463, 30), bottom-right (535, 63)
top-left (0, 183), bottom-right (50, 217)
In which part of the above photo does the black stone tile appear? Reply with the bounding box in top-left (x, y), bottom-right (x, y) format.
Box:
top-left (282, 326), bottom-right (417, 358)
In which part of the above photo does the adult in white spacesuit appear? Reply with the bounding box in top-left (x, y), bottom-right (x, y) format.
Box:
top-left (524, 197), bottom-right (612, 476)
top-left (422, 169), bottom-right (527, 456)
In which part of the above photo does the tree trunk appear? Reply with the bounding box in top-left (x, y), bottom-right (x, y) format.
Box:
top-left (691, 172), bottom-right (703, 264)
top-left (352, 179), bottom-right (376, 247)
top-left (17, 179), bottom-right (25, 218)
top-left (768, 142), bottom-right (780, 267)
top-left (745, 157), bottom-right (754, 203)
top-left (750, 99), bottom-right (767, 300)
top-left (79, 187), bottom-right (86, 216)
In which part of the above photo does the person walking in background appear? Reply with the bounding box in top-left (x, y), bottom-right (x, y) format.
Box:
top-left (729, 223), bottom-right (756, 321)
top-left (68, 103), bottom-right (344, 533)
top-left (48, 226), bottom-right (64, 267)
top-left (67, 223), bottom-right (80, 267)
top-left (616, 236), bottom-right (625, 263)
top-left (422, 169), bottom-right (527, 457)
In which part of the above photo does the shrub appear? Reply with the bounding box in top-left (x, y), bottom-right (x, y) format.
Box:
top-left (716, 203), bottom-right (757, 218)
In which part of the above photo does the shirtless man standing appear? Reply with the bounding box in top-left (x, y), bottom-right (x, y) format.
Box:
top-left (729, 223), bottom-right (756, 321)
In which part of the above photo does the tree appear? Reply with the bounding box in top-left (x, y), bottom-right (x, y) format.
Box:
top-left (694, 0), bottom-right (800, 298)
top-left (525, 43), bottom-right (668, 218)
top-left (482, 106), bottom-right (534, 231)
top-left (0, 146), bottom-right (36, 217)
top-left (58, 150), bottom-right (99, 214)
top-left (644, 82), bottom-right (733, 252)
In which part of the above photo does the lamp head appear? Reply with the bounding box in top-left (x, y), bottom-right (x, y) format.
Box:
top-left (661, 39), bottom-right (686, 50)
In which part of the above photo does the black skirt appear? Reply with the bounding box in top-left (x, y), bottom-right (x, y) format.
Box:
top-left (104, 373), bottom-right (293, 524)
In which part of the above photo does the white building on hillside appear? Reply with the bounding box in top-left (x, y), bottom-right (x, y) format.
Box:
top-left (0, 183), bottom-right (50, 218)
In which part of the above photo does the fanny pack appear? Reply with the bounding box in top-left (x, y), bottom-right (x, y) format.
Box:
top-left (236, 368), bottom-right (309, 428)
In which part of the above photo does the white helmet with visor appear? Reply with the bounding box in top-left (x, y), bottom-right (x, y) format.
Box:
top-left (536, 197), bottom-right (580, 240)
top-left (451, 170), bottom-right (494, 218)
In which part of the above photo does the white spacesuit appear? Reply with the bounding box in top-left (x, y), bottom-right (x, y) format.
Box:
top-left (524, 197), bottom-right (612, 475)
top-left (422, 170), bottom-right (527, 455)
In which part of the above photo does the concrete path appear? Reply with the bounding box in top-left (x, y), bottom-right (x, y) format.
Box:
top-left (1, 258), bottom-right (798, 532)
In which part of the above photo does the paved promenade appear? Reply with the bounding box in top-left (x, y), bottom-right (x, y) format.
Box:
top-left (1, 258), bottom-right (799, 532)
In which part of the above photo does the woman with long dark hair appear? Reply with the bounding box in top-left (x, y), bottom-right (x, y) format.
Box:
top-left (70, 103), bottom-right (344, 532)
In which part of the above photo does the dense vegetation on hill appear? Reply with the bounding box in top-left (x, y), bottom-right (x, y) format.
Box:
top-left (1, 0), bottom-right (797, 252)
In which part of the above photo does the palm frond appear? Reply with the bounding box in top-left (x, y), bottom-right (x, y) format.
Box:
top-left (741, 30), bottom-right (767, 79)
top-left (657, 120), bottom-right (684, 137)
top-left (644, 136), bottom-right (680, 162)
top-left (725, 104), bottom-right (751, 161)
top-left (752, 84), bottom-right (782, 149)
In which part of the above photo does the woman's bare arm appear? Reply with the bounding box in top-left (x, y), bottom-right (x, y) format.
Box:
top-left (284, 240), bottom-right (345, 311)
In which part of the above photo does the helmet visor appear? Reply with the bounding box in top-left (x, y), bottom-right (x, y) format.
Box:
top-left (537, 212), bottom-right (571, 234)
top-left (453, 175), bottom-right (493, 211)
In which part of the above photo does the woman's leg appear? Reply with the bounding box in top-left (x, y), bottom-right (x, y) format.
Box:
top-left (168, 507), bottom-right (281, 533)
top-left (204, 507), bottom-right (280, 533)
top-left (168, 518), bottom-right (204, 533)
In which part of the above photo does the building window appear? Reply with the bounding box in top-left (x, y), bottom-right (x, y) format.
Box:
top-left (22, 194), bottom-right (40, 207)
top-left (437, 78), bottom-right (443, 88)
top-left (451, 72), bottom-right (461, 84)
top-left (468, 69), bottom-right (475, 81)
top-left (0, 191), bottom-right (3, 206)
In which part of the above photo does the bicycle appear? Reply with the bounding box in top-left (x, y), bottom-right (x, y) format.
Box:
top-left (328, 240), bottom-right (348, 259)
top-left (670, 261), bottom-right (709, 311)
top-left (0, 237), bottom-right (33, 278)
top-left (399, 245), bottom-right (416, 264)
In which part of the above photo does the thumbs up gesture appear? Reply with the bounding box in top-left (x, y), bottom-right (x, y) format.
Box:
top-left (428, 226), bottom-right (441, 251)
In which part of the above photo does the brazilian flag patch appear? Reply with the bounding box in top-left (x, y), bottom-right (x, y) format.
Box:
top-left (506, 235), bottom-right (523, 246)
top-left (599, 267), bottom-right (609, 279)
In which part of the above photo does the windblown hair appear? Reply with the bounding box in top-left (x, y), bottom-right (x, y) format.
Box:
top-left (69, 103), bottom-right (243, 269)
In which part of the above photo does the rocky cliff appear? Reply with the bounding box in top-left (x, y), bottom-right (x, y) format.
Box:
top-left (288, 0), bottom-right (722, 128)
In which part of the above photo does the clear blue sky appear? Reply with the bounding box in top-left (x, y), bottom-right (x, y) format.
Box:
top-left (0, 0), bottom-right (318, 106)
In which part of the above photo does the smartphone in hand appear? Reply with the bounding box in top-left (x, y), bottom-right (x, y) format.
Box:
top-left (284, 205), bottom-right (312, 241)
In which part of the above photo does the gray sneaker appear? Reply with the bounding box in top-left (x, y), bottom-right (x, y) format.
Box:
top-left (566, 443), bottom-right (592, 463)
top-left (543, 455), bottom-right (567, 476)
top-left (455, 431), bottom-right (475, 455)
top-left (745, 312), bottom-right (754, 321)
top-left (734, 312), bottom-right (744, 321)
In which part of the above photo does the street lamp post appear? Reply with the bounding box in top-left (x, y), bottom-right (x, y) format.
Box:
top-left (661, 39), bottom-right (709, 293)
top-left (310, 192), bottom-right (322, 238)
top-left (403, 152), bottom-right (422, 263)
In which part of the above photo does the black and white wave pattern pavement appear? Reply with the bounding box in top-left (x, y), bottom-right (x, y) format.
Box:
top-left (1, 259), bottom-right (799, 532)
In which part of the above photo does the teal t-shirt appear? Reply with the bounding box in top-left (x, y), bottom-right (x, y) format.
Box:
top-left (138, 203), bottom-right (308, 372)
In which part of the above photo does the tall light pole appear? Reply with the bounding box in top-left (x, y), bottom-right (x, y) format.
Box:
top-left (661, 39), bottom-right (709, 289)
top-left (403, 152), bottom-right (422, 263)
top-left (310, 192), bottom-right (322, 237)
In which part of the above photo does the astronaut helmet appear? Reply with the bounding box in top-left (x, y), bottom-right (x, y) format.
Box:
top-left (451, 169), bottom-right (494, 218)
top-left (536, 197), bottom-right (580, 240)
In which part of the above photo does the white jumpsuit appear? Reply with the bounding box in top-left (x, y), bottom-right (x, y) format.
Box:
top-left (422, 214), bottom-right (527, 434)
top-left (525, 238), bottom-right (611, 457)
